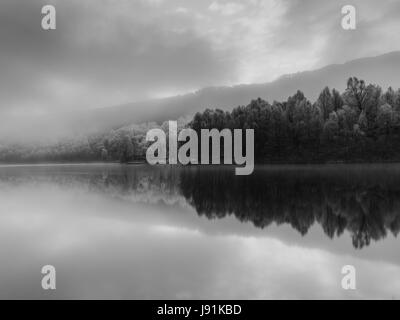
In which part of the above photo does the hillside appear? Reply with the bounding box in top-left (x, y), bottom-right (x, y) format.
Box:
top-left (2, 51), bottom-right (400, 143)
top-left (86, 51), bottom-right (400, 130)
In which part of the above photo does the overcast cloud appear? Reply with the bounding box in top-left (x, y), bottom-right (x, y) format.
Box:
top-left (1, 0), bottom-right (400, 115)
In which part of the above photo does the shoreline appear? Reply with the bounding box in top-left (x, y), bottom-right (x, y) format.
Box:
top-left (0, 160), bottom-right (400, 167)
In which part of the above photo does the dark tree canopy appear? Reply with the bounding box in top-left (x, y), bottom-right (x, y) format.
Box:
top-left (188, 77), bottom-right (400, 163)
top-left (2, 77), bottom-right (400, 164)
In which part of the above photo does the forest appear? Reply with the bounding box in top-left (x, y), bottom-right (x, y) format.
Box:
top-left (1, 77), bottom-right (400, 163)
top-left (190, 77), bottom-right (400, 162)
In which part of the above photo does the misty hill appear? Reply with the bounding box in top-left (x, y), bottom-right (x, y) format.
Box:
top-left (66, 51), bottom-right (400, 131)
top-left (2, 51), bottom-right (400, 143)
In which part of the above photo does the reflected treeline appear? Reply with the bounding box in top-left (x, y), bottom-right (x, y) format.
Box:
top-left (0, 165), bottom-right (186, 207)
top-left (179, 166), bottom-right (400, 249)
top-left (1, 164), bottom-right (400, 249)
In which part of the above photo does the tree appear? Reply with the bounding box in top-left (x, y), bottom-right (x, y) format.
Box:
top-left (316, 87), bottom-right (334, 121)
top-left (322, 112), bottom-right (339, 142)
top-left (343, 77), bottom-right (367, 112)
top-left (377, 103), bottom-right (394, 136)
top-left (292, 98), bottom-right (322, 151)
top-left (394, 89), bottom-right (400, 111)
top-left (332, 88), bottom-right (344, 111)
top-left (362, 84), bottom-right (382, 136)
top-left (381, 87), bottom-right (396, 106)
top-left (120, 135), bottom-right (134, 163)
top-left (101, 148), bottom-right (108, 160)
top-left (286, 90), bottom-right (306, 123)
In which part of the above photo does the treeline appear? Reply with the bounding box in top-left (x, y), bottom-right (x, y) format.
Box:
top-left (190, 77), bottom-right (400, 162)
top-left (0, 128), bottom-right (145, 163)
top-left (2, 77), bottom-right (400, 163)
top-left (0, 118), bottom-right (189, 163)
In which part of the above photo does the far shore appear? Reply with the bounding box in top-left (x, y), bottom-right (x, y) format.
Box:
top-left (1, 160), bottom-right (400, 167)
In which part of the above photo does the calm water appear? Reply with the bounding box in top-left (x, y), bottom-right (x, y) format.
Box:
top-left (0, 163), bottom-right (399, 299)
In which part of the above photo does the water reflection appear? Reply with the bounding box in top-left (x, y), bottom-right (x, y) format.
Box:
top-left (179, 165), bottom-right (400, 249)
top-left (2, 164), bottom-right (399, 250)
top-left (0, 164), bottom-right (399, 299)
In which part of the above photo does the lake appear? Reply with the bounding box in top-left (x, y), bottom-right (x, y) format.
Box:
top-left (0, 163), bottom-right (399, 299)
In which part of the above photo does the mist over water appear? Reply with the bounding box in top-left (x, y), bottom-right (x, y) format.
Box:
top-left (0, 163), bottom-right (399, 299)
top-left (2, 0), bottom-right (400, 303)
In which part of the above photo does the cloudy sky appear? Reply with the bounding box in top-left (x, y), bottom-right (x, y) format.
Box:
top-left (1, 0), bottom-right (400, 115)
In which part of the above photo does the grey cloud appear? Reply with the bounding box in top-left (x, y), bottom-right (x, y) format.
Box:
top-left (0, 0), bottom-right (399, 116)
top-left (277, 0), bottom-right (400, 67)
top-left (0, 0), bottom-right (235, 113)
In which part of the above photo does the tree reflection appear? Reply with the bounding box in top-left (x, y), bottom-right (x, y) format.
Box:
top-left (179, 166), bottom-right (400, 249)
top-left (2, 164), bottom-right (399, 249)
